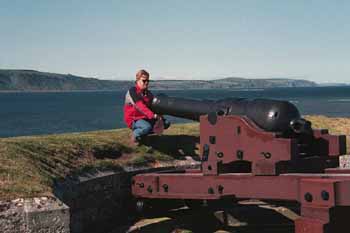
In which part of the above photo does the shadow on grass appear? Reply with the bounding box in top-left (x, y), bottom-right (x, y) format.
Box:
top-left (140, 134), bottom-right (200, 160)
top-left (91, 143), bottom-right (133, 159)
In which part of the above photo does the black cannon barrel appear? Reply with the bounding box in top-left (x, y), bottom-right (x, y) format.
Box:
top-left (151, 94), bottom-right (302, 132)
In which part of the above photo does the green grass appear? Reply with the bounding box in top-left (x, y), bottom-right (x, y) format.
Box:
top-left (0, 116), bottom-right (349, 201)
top-left (305, 115), bottom-right (350, 151)
top-left (0, 123), bottom-right (199, 200)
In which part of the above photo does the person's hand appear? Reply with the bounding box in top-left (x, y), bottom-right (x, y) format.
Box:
top-left (153, 114), bottom-right (163, 120)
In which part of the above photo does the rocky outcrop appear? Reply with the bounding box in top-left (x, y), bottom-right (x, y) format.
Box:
top-left (0, 197), bottom-right (69, 233)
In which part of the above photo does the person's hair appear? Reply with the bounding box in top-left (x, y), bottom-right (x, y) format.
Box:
top-left (136, 69), bottom-right (149, 80)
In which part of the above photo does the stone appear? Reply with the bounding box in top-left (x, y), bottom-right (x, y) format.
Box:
top-left (24, 197), bottom-right (70, 233)
top-left (0, 201), bottom-right (25, 233)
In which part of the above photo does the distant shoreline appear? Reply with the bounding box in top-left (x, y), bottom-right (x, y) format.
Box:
top-left (0, 85), bottom-right (346, 93)
top-left (0, 69), bottom-right (319, 91)
top-left (0, 89), bottom-right (121, 93)
top-left (0, 87), bottom-right (294, 93)
top-left (0, 88), bottom-right (264, 93)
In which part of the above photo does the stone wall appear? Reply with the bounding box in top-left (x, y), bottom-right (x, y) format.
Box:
top-left (54, 162), bottom-right (199, 233)
top-left (0, 200), bottom-right (25, 233)
top-left (1, 160), bottom-right (199, 233)
top-left (54, 170), bottom-right (134, 233)
top-left (0, 197), bottom-right (69, 233)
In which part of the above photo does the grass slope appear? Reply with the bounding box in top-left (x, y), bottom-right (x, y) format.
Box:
top-left (0, 123), bottom-right (199, 200)
top-left (0, 116), bottom-right (349, 200)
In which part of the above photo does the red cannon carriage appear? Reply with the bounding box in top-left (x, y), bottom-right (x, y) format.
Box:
top-left (132, 95), bottom-right (349, 233)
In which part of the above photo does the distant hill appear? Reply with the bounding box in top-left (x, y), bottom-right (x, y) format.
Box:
top-left (0, 69), bottom-right (317, 91)
top-left (152, 77), bottom-right (317, 90)
top-left (0, 69), bottom-right (131, 91)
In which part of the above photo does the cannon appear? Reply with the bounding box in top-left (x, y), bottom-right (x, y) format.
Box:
top-left (151, 94), bottom-right (309, 133)
top-left (132, 94), bottom-right (349, 233)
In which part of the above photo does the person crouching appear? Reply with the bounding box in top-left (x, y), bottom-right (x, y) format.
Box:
top-left (123, 69), bottom-right (169, 145)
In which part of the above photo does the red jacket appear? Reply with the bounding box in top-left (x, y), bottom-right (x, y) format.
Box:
top-left (123, 84), bottom-right (155, 128)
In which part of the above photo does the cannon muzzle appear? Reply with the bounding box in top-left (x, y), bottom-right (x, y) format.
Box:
top-left (151, 94), bottom-right (304, 133)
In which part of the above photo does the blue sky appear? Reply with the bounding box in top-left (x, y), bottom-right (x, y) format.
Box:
top-left (1, 1), bottom-right (350, 83)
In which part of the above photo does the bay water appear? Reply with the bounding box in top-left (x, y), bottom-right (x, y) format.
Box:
top-left (1, 86), bottom-right (350, 137)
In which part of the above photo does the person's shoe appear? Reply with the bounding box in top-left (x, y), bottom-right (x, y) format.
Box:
top-left (131, 134), bottom-right (142, 146)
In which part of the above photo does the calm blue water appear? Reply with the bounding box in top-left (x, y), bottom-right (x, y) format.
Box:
top-left (1, 86), bottom-right (350, 137)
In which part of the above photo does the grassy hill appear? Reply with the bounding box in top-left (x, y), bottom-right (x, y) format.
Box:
top-left (0, 116), bottom-right (349, 201)
top-left (0, 69), bottom-right (317, 91)
top-left (0, 69), bottom-right (131, 91)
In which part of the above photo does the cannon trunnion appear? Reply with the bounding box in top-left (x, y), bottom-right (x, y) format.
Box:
top-left (132, 95), bottom-right (350, 233)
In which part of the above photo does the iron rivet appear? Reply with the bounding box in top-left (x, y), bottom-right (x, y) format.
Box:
top-left (208, 165), bottom-right (212, 170)
top-left (261, 152), bottom-right (272, 159)
top-left (321, 190), bottom-right (329, 201)
top-left (237, 150), bottom-right (244, 160)
top-left (147, 186), bottom-right (153, 193)
top-left (163, 184), bottom-right (169, 192)
top-left (216, 152), bottom-right (224, 158)
top-left (209, 136), bottom-right (216, 144)
top-left (218, 185), bottom-right (224, 194)
top-left (304, 192), bottom-right (313, 202)
top-left (208, 187), bottom-right (214, 194)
